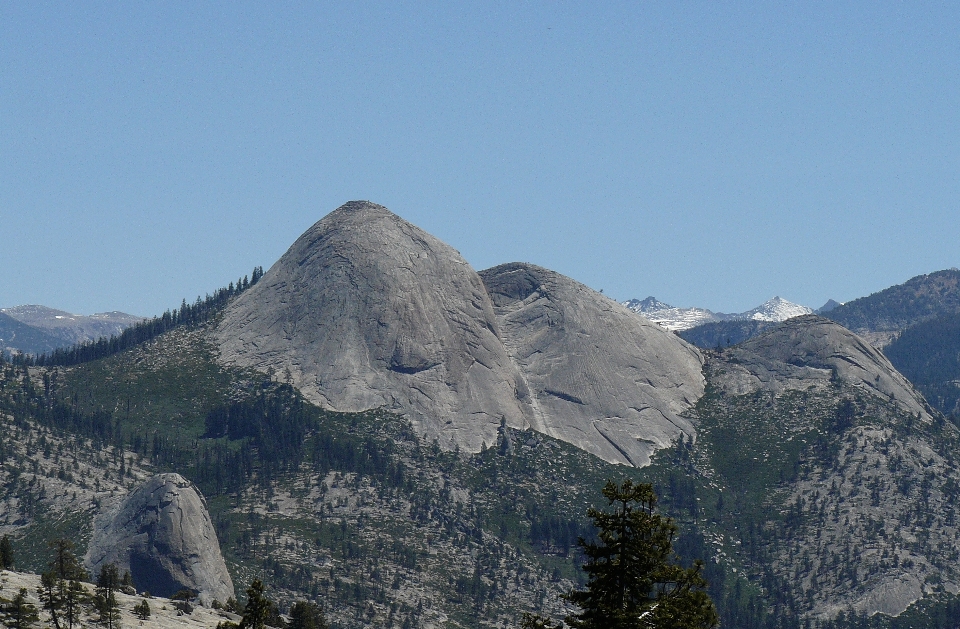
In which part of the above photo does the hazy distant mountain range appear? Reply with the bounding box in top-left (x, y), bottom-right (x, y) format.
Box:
top-left (0, 305), bottom-right (143, 355)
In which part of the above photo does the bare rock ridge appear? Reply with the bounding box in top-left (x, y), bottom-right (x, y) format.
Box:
top-left (714, 315), bottom-right (934, 421)
top-left (85, 473), bottom-right (235, 606)
top-left (214, 201), bottom-right (706, 465)
top-left (480, 263), bottom-right (705, 466)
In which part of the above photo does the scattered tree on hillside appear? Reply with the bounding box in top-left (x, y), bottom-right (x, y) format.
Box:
top-left (63, 580), bottom-right (85, 629)
top-left (3, 588), bottom-right (40, 629)
top-left (133, 599), bottom-right (151, 620)
top-left (48, 539), bottom-right (87, 581)
top-left (288, 600), bottom-right (329, 629)
top-left (38, 538), bottom-right (88, 629)
top-left (238, 579), bottom-right (279, 629)
top-left (38, 571), bottom-right (64, 629)
top-left (565, 479), bottom-right (718, 629)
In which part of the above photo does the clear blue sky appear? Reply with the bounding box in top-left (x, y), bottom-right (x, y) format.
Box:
top-left (3, 2), bottom-right (959, 316)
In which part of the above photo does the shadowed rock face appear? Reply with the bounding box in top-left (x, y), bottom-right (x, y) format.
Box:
top-left (85, 473), bottom-right (234, 606)
top-left (480, 263), bottom-right (705, 466)
top-left (215, 201), bottom-right (531, 452)
top-left (716, 315), bottom-right (933, 421)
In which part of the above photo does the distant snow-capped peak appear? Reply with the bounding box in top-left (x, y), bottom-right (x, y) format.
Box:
top-left (622, 296), bottom-right (673, 313)
top-left (621, 295), bottom-right (813, 331)
top-left (740, 297), bottom-right (813, 322)
top-left (621, 297), bottom-right (719, 331)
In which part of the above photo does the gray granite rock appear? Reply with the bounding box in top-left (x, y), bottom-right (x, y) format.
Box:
top-left (213, 202), bottom-right (708, 465)
top-left (85, 473), bottom-right (234, 606)
top-left (480, 263), bottom-right (705, 466)
top-left (215, 201), bottom-right (532, 453)
top-left (716, 314), bottom-right (933, 421)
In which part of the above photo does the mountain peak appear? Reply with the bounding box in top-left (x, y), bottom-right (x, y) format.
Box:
top-left (816, 298), bottom-right (842, 314)
top-left (743, 296), bottom-right (813, 322)
top-left (622, 296), bottom-right (673, 313)
top-left (216, 201), bottom-right (531, 454)
top-left (215, 201), bottom-right (706, 466)
top-left (330, 199), bottom-right (393, 217)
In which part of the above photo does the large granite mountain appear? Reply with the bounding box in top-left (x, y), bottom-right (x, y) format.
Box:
top-left (214, 201), bottom-right (705, 465)
top-left (214, 201), bottom-right (532, 455)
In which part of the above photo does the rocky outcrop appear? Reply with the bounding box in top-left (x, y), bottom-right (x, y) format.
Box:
top-left (714, 315), bottom-right (933, 421)
top-left (480, 263), bottom-right (705, 466)
top-left (85, 473), bottom-right (234, 606)
top-left (213, 201), bottom-right (707, 465)
top-left (215, 201), bottom-right (531, 453)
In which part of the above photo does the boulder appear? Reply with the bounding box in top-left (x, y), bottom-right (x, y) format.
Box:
top-left (85, 473), bottom-right (234, 606)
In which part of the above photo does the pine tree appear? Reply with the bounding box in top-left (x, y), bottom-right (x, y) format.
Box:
top-left (95, 563), bottom-right (122, 629)
top-left (49, 539), bottom-right (86, 581)
top-left (133, 599), bottom-right (151, 620)
top-left (564, 480), bottom-right (718, 629)
top-left (63, 580), bottom-right (85, 629)
top-left (0, 534), bottom-right (14, 569)
top-left (4, 588), bottom-right (40, 629)
top-left (38, 539), bottom-right (88, 629)
top-left (38, 570), bottom-right (64, 629)
top-left (239, 579), bottom-right (271, 629)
